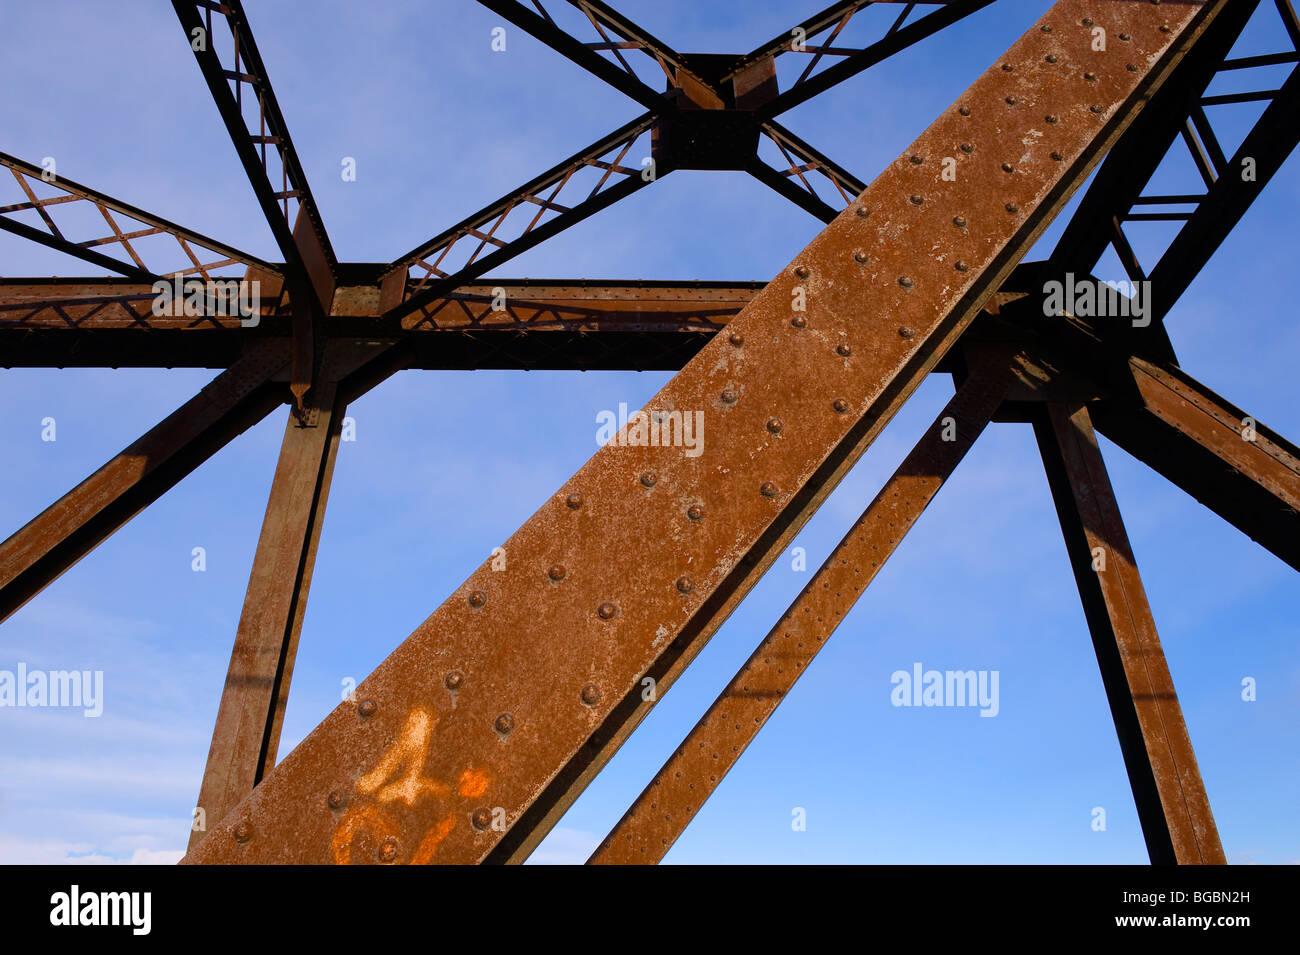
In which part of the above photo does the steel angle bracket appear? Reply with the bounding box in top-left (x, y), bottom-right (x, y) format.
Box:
top-left (184, 0), bottom-right (1228, 864)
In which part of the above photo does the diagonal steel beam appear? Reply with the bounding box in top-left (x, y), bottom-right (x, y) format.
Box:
top-left (183, 0), bottom-right (1230, 865)
top-left (589, 347), bottom-right (1019, 864)
top-left (188, 341), bottom-right (395, 850)
top-left (1033, 402), bottom-right (1225, 865)
top-left (0, 340), bottom-right (291, 625)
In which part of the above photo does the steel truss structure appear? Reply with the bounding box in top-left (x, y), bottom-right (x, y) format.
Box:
top-left (2, 0), bottom-right (1297, 865)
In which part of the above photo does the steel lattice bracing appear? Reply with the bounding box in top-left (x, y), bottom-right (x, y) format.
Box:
top-left (0, 0), bottom-right (1296, 866)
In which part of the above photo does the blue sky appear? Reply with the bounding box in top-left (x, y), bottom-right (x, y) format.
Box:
top-left (0, 0), bottom-right (1296, 864)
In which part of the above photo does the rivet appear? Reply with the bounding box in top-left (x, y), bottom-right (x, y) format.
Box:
top-left (1160, 24), bottom-right (1170, 33)
top-left (1046, 114), bottom-right (1058, 124)
top-left (909, 194), bottom-right (924, 205)
top-left (1040, 24), bottom-right (1052, 33)
top-left (832, 398), bottom-right (849, 414)
top-left (471, 807), bottom-right (492, 831)
top-left (909, 154), bottom-right (923, 164)
top-left (728, 331), bottom-right (744, 346)
top-left (855, 206), bottom-right (869, 217)
top-left (1006, 202), bottom-right (1020, 213)
top-left (853, 250), bottom-right (868, 263)
top-left (836, 343), bottom-right (851, 356)
top-left (566, 492), bottom-right (583, 509)
top-left (790, 315), bottom-right (807, 329)
top-left (1082, 17), bottom-right (1094, 26)
top-left (379, 838), bottom-right (398, 863)
top-left (960, 142), bottom-right (974, 154)
top-left (794, 265), bottom-right (810, 279)
top-left (1090, 104), bottom-right (1104, 114)
top-left (1005, 96), bottom-right (1019, 106)
top-left (1119, 32), bottom-right (1131, 41)
top-left (1001, 162), bottom-right (1014, 173)
top-left (233, 822), bottom-right (252, 843)
top-left (955, 261), bottom-right (969, 272)
top-left (1126, 63), bottom-right (1138, 72)
top-left (581, 684), bottom-right (601, 705)
top-left (898, 327), bottom-right (915, 339)
top-left (675, 575), bottom-right (694, 594)
top-left (898, 276), bottom-right (914, 289)
top-left (1051, 151), bottom-right (1064, 162)
top-left (547, 564), bottom-right (566, 582)
top-left (494, 713), bottom-right (514, 734)
top-left (468, 590), bottom-right (486, 608)
top-left (953, 215), bottom-right (967, 228)
top-left (358, 699), bottom-right (378, 718)
top-left (1046, 54), bottom-right (1059, 64)
top-left (1084, 72), bottom-right (1097, 82)
top-left (720, 388), bottom-right (738, 404)
top-left (598, 601), bottom-right (619, 619)
top-left (1001, 62), bottom-right (1014, 72)
top-left (445, 670), bottom-right (464, 690)
top-left (766, 417), bottom-right (783, 434)
top-left (639, 471), bottom-right (657, 488)
top-left (687, 505), bottom-right (705, 522)
top-left (328, 790), bottom-right (346, 810)
top-left (760, 482), bottom-right (778, 498)
top-left (959, 105), bottom-right (971, 116)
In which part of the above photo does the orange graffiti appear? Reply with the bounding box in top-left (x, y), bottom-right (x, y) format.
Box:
top-left (410, 816), bottom-right (457, 864)
top-left (457, 768), bottom-right (490, 798)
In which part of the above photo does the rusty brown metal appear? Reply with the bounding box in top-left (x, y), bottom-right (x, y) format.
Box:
top-left (588, 347), bottom-right (1020, 864)
top-left (188, 342), bottom-right (393, 850)
top-left (181, 0), bottom-right (1224, 865)
top-left (0, 340), bottom-right (291, 624)
top-left (1033, 402), bottom-right (1225, 865)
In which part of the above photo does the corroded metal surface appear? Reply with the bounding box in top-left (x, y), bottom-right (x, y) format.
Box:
top-left (1034, 402), bottom-right (1225, 865)
top-left (182, 1), bottom-right (1220, 864)
top-left (589, 350), bottom-right (1019, 864)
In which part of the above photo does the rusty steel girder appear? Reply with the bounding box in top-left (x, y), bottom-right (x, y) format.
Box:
top-left (179, 0), bottom-right (1228, 865)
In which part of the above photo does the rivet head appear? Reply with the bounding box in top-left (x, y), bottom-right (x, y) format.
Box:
top-left (766, 417), bottom-right (783, 434)
top-left (1046, 54), bottom-right (1058, 64)
top-left (790, 315), bottom-right (807, 329)
top-left (598, 601), bottom-right (619, 618)
top-left (675, 576), bottom-right (694, 594)
top-left (960, 142), bottom-right (973, 154)
top-left (358, 699), bottom-right (378, 718)
top-left (445, 670), bottom-right (464, 690)
top-left (832, 398), bottom-right (849, 414)
top-left (759, 482), bottom-right (778, 498)
top-left (1119, 32), bottom-right (1131, 41)
top-left (898, 276), bottom-right (914, 289)
top-left (909, 194), bottom-right (924, 205)
top-left (494, 713), bottom-right (514, 734)
top-left (1046, 114), bottom-right (1059, 124)
top-left (233, 822), bottom-right (252, 843)
top-left (468, 590), bottom-right (486, 608)
top-left (547, 564), bottom-right (566, 582)
top-left (1040, 24), bottom-right (1052, 33)
top-left (1051, 151), bottom-right (1064, 162)
top-left (1084, 71), bottom-right (1097, 82)
top-left (836, 343), bottom-right (851, 357)
top-left (1001, 162), bottom-right (1014, 173)
top-left (1082, 17), bottom-right (1094, 26)
top-left (855, 205), bottom-right (869, 217)
top-left (955, 261), bottom-right (969, 272)
top-left (953, 215), bottom-right (967, 228)
top-left (853, 250), bottom-right (868, 263)
top-left (471, 807), bottom-right (492, 831)
top-left (909, 154), bottom-right (923, 164)
top-left (581, 684), bottom-right (601, 705)
top-left (1126, 63), bottom-right (1138, 72)
top-left (328, 790), bottom-right (346, 810)
top-left (720, 389), bottom-right (737, 404)
top-left (378, 838), bottom-right (398, 863)
top-left (1005, 202), bottom-right (1020, 213)
top-left (639, 471), bottom-right (657, 488)
top-left (565, 492), bottom-right (583, 509)
top-left (1160, 24), bottom-right (1170, 33)
top-left (1005, 96), bottom-right (1019, 106)
top-left (898, 326), bottom-right (915, 339)
top-left (794, 265), bottom-right (810, 279)
top-left (1090, 104), bottom-right (1104, 114)
top-left (687, 505), bottom-right (705, 522)
top-left (728, 331), bottom-right (744, 346)
top-left (958, 105), bottom-right (971, 116)
top-left (1002, 62), bottom-right (1014, 72)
